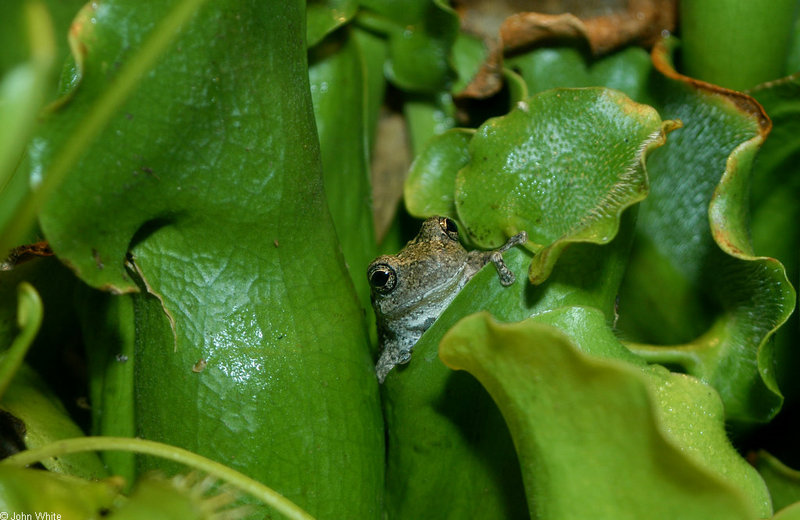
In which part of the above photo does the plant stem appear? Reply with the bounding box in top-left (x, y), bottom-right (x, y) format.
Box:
top-left (1, 436), bottom-right (315, 520)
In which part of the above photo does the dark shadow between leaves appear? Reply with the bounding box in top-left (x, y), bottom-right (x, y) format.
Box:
top-left (434, 369), bottom-right (531, 519)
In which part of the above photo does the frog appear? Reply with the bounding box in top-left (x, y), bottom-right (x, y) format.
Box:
top-left (367, 216), bottom-right (528, 383)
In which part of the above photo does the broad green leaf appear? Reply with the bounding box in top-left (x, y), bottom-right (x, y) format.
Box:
top-left (0, 466), bottom-right (120, 517)
top-left (357, 0), bottom-right (458, 93)
top-left (453, 88), bottom-right (672, 284)
top-left (28, 1), bottom-right (382, 517)
top-left (620, 38), bottom-right (796, 424)
top-left (439, 312), bottom-right (771, 520)
top-left (306, 0), bottom-right (357, 48)
top-left (309, 28), bottom-right (377, 314)
top-left (756, 451), bottom-right (800, 512)
top-left (680, 0), bottom-right (798, 90)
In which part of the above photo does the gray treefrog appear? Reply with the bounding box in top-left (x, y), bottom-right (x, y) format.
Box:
top-left (367, 216), bottom-right (527, 383)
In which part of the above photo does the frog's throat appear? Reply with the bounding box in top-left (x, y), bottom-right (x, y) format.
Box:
top-left (381, 264), bottom-right (469, 320)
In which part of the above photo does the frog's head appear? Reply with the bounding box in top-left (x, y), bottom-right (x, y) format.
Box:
top-left (367, 216), bottom-right (470, 319)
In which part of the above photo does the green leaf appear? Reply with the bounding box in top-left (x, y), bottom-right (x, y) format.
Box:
top-left (28, 1), bottom-right (383, 517)
top-left (748, 74), bottom-right (800, 289)
top-left (439, 311), bottom-right (771, 520)
top-left (1, 364), bottom-right (107, 479)
top-left (506, 45), bottom-right (654, 104)
top-left (404, 91), bottom-right (457, 155)
top-left (453, 88), bottom-right (672, 284)
top-left (79, 289), bottom-right (136, 481)
top-left (357, 0), bottom-right (459, 93)
top-left (680, 0), bottom-right (798, 90)
top-left (755, 451), bottom-right (800, 512)
top-left (0, 1), bottom-right (56, 250)
top-left (787, 15), bottom-right (800, 75)
top-left (0, 466), bottom-right (120, 517)
top-left (774, 503), bottom-right (800, 520)
top-left (450, 31), bottom-right (488, 94)
top-left (306, 0), bottom-right (357, 48)
top-left (747, 74), bottom-right (800, 397)
top-left (620, 38), bottom-right (796, 424)
top-left (351, 27), bottom-right (388, 155)
top-left (309, 28), bottom-right (377, 314)
top-left (5, 0), bottom-right (211, 262)
top-left (0, 282), bottom-right (42, 399)
top-left (404, 128), bottom-right (473, 218)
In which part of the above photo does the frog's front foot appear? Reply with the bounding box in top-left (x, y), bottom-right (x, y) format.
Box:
top-left (375, 345), bottom-right (411, 383)
top-left (490, 231), bottom-right (528, 286)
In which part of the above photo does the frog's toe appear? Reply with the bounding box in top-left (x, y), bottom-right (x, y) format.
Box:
top-left (375, 349), bottom-right (399, 383)
top-left (376, 364), bottom-right (391, 384)
top-left (490, 251), bottom-right (516, 286)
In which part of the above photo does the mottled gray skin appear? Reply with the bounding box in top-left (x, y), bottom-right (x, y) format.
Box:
top-left (367, 216), bottom-right (527, 383)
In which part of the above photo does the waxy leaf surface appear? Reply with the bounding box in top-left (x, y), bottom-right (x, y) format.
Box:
top-left (26, 1), bottom-right (383, 517)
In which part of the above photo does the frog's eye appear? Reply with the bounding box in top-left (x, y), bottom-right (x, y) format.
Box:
top-left (439, 217), bottom-right (459, 241)
top-left (368, 264), bottom-right (397, 294)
